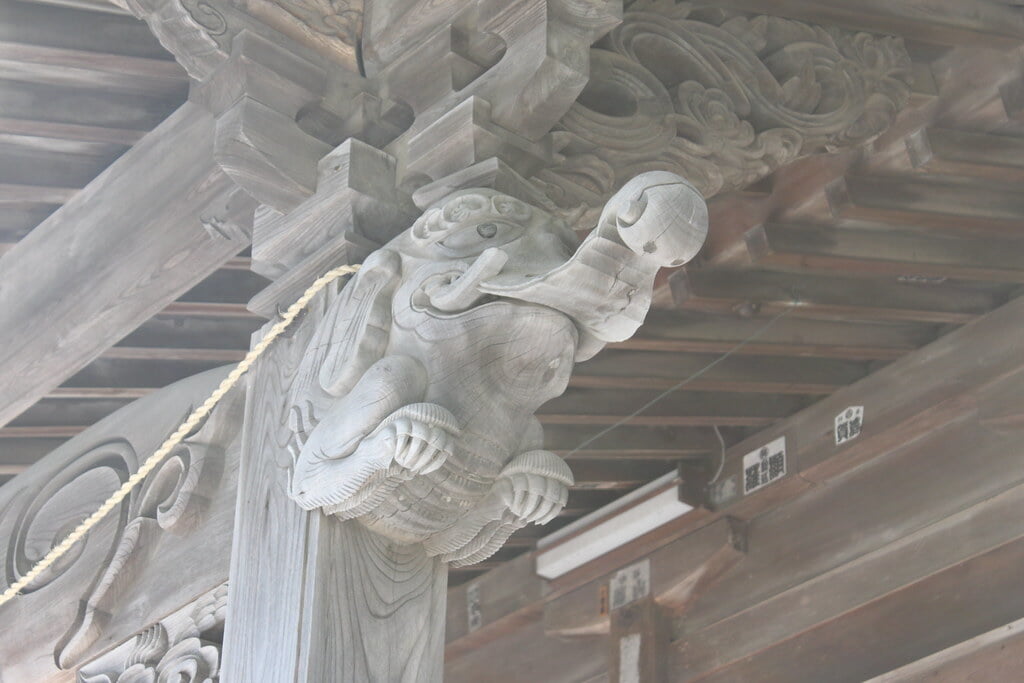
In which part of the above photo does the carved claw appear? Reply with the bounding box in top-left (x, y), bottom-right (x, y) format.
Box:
top-left (426, 450), bottom-right (573, 566)
top-left (387, 414), bottom-right (452, 475)
top-left (376, 403), bottom-right (459, 476)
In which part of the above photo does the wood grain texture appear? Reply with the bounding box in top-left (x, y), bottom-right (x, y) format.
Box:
top-left (0, 368), bottom-right (241, 683)
top-left (0, 102), bottom-right (255, 429)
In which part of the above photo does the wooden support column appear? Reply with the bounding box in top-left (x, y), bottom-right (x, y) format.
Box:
top-left (609, 598), bottom-right (670, 683)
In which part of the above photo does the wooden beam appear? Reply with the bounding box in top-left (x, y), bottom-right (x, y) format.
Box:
top-left (675, 482), bottom-right (1024, 681)
top-left (612, 311), bottom-right (930, 361)
top-left (694, 0), bottom-right (1024, 48)
top-left (0, 80), bottom-right (183, 131)
top-left (0, 0), bottom-right (169, 59)
top-left (671, 268), bottom-right (999, 324)
top-left (572, 350), bottom-right (865, 394)
top-left (543, 424), bottom-right (745, 458)
top-left (831, 174), bottom-right (1024, 237)
top-left (0, 437), bottom-right (66, 468)
top-left (62, 357), bottom-right (233, 391)
top-left (0, 182), bottom-right (77, 204)
top-left (909, 127), bottom-right (1024, 183)
top-left (0, 425), bottom-right (84, 438)
top-left (116, 314), bottom-right (259, 350)
top-left (866, 617), bottom-right (1024, 682)
top-left (160, 302), bottom-right (260, 318)
top-left (100, 347), bottom-right (246, 362)
top-left (745, 222), bottom-right (1024, 284)
top-left (566, 459), bottom-right (676, 490)
top-left (0, 102), bottom-right (254, 428)
top-left (0, 40), bottom-right (186, 96)
top-left (47, 387), bottom-right (153, 399)
top-left (6, 397), bottom-right (130, 428)
top-left (542, 389), bottom-right (814, 427)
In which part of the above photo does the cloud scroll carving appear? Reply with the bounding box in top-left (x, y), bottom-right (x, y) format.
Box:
top-left (534, 1), bottom-right (913, 219)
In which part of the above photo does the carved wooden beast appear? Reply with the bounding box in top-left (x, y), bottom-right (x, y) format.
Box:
top-left (287, 171), bottom-right (708, 565)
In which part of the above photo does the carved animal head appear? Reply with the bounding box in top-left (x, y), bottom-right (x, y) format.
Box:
top-left (388, 170), bottom-right (709, 360)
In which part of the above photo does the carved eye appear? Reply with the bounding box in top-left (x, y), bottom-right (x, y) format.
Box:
top-left (438, 220), bottom-right (524, 255)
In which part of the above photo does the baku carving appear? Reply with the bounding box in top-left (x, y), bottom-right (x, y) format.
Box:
top-left (286, 171), bottom-right (708, 565)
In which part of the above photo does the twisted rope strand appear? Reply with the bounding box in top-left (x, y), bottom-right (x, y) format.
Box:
top-left (0, 264), bottom-right (360, 609)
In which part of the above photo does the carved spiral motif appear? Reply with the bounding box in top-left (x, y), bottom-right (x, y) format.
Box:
top-left (181, 0), bottom-right (227, 36)
top-left (5, 441), bottom-right (134, 593)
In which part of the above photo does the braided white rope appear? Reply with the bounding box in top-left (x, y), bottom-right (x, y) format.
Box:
top-left (0, 264), bottom-right (360, 609)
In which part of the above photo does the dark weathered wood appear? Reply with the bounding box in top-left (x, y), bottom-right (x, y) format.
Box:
top-left (573, 350), bottom-right (865, 394)
top-left (913, 127), bottom-right (1024, 182)
top-left (672, 268), bottom-right (1000, 324)
top-left (613, 311), bottom-right (932, 361)
top-left (543, 424), bottom-right (743, 458)
top-left (0, 40), bottom-right (186, 96)
top-left (447, 620), bottom-right (607, 683)
top-left (746, 222), bottom-right (1024, 283)
top-left (445, 295), bottom-right (1024, 675)
top-left (116, 314), bottom-right (259, 350)
top-left (0, 79), bottom-right (183, 130)
top-left (867, 617), bottom-right (1024, 682)
top-left (542, 389), bottom-right (814, 426)
top-left (694, 0), bottom-right (1024, 47)
top-left (0, 0), bottom-right (168, 58)
top-left (676, 488), bottom-right (1024, 681)
top-left (0, 102), bottom-right (254, 428)
top-left (62, 358), bottom-right (234, 391)
top-left (833, 174), bottom-right (1024, 236)
top-left (609, 599), bottom-right (669, 683)
top-left (543, 518), bottom-right (743, 639)
top-left (0, 181), bottom-right (76, 204)
top-left (0, 437), bottom-right (65, 469)
top-left (7, 397), bottom-right (130, 427)
top-left (160, 302), bottom-right (260, 318)
top-left (0, 116), bottom-right (145, 145)
top-left (566, 459), bottom-right (676, 490)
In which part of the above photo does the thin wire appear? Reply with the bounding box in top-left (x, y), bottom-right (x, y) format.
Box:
top-left (710, 425), bottom-right (727, 483)
top-left (0, 264), bottom-right (361, 609)
top-left (565, 305), bottom-right (796, 457)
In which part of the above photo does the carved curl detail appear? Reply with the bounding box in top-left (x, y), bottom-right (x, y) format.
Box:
top-left (78, 585), bottom-right (228, 683)
top-left (272, 0), bottom-right (363, 45)
top-left (535, 1), bottom-right (912, 218)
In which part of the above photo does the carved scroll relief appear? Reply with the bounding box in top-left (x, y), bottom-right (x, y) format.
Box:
top-left (286, 171), bottom-right (708, 565)
top-left (534, 1), bottom-right (913, 222)
top-left (0, 369), bottom-right (242, 683)
top-left (77, 583), bottom-right (228, 683)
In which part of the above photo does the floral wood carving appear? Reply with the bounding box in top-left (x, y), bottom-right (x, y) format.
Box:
top-left (534, 1), bottom-right (913, 220)
top-left (77, 584), bottom-right (228, 683)
top-left (286, 171), bottom-right (708, 566)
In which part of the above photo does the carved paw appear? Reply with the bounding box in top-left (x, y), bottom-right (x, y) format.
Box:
top-left (495, 450), bottom-right (573, 525)
top-left (376, 403), bottom-right (459, 476)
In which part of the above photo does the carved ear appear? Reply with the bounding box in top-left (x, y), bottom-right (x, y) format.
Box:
top-left (289, 249), bottom-right (402, 439)
top-left (315, 249), bottom-right (402, 397)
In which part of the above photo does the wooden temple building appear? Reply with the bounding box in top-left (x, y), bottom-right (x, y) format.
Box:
top-left (1, 0), bottom-right (1023, 680)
